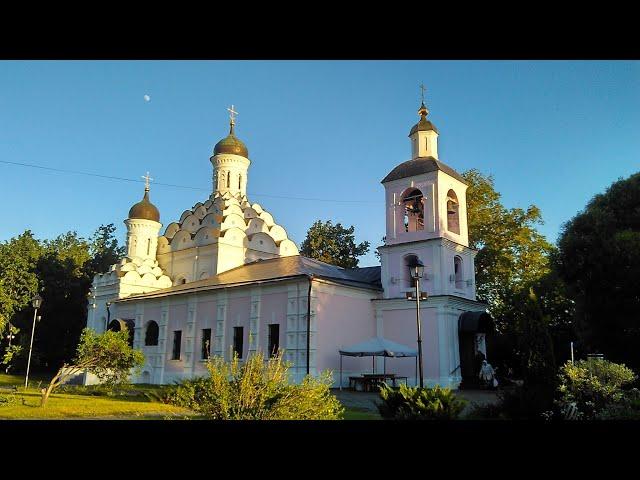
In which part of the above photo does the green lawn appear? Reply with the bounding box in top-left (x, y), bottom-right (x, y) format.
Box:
top-left (0, 374), bottom-right (194, 419)
top-left (342, 407), bottom-right (381, 420)
top-left (0, 373), bottom-right (380, 420)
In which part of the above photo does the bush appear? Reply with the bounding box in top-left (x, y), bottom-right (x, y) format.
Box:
top-left (168, 351), bottom-right (343, 420)
top-left (597, 388), bottom-right (640, 420)
top-left (496, 383), bottom-right (556, 420)
top-left (557, 359), bottom-right (637, 419)
top-left (377, 384), bottom-right (467, 420)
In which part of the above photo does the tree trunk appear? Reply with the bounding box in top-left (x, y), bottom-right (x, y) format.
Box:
top-left (40, 363), bottom-right (88, 407)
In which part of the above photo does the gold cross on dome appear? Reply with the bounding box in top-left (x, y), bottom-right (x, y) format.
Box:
top-left (419, 83), bottom-right (427, 104)
top-left (142, 171), bottom-right (153, 190)
top-left (227, 104), bottom-right (238, 125)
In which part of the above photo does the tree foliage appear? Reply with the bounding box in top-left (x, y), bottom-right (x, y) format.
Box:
top-left (0, 231), bottom-right (42, 333)
top-left (40, 328), bottom-right (144, 407)
top-left (463, 169), bottom-right (574, 373)
top-left (300, 220), bottom-right (370, 269)
top-left (0, 224), bottom-right (125, 372)
top-left (463, 169), bottom-right (554, 323)
top-left (168, 351), bottom-right (344, 420)
top-left (556, 172), bottom-right (640, 369)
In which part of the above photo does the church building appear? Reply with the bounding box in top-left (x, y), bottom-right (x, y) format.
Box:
top-left (87, 99), bottom-right (491, 388)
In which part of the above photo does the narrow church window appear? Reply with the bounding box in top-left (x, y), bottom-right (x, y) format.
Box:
top-left (268, 324), bottom-right (280, 357)
top-left (172, 330), bottom-right (182, 360)
top-left (401, 188), bottom-right (424, 232)
top-left (233, 327), bottom-right (243, 359)
top-left (146, 238), bottom-right (151, 256)
top-left (238, 174), bottom-right (242, 190)
top-left (447, 189), bottom-right (460, 235)
top-left (201, 328), bottom-right (212, 360)
top-left (454, 256), bottom-right (463, 289)
top-left (227, 173), bottom-right (231, 189)
top-left (145, 321), bottom-right (159, 346)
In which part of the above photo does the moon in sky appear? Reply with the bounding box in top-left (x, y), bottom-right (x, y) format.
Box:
top-left (144, 94), bottom-right (151, 102)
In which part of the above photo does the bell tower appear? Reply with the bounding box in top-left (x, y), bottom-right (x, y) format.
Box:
top-left (377, 96), bottom-right (476, 300)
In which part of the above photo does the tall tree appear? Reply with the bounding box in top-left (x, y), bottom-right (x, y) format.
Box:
top-left (35, 231), bottom-right (92, 369)
top-left (556, 172), bottom-right (640, 369)
top-left (463, 169), bottom-right (574, 374)
top-left (0, 231), bottom-right (43, 334)
top-left (85, 223), bottom-right (126, 278)
top-left (463, 169), bottom-right (555, 329)
top-left (300, 220), bottom-right (370, 269)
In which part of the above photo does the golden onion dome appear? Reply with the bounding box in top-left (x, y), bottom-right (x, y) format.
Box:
top-left (128, 188), bottom-right (160, 222)
top-left (213, 124), bottom-right (249, 157)
top-left (409, 102), bottom-right (438, 136)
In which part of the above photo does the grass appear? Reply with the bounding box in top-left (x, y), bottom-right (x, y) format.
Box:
top-left (1, 373), bottom-right (382, 420)
top-left (0, 374), bottom-right (194, 419)
top-left (342, 407), bottom-right (382, 420)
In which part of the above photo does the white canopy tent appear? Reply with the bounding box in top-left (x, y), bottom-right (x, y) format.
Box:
top-left (338, 337), bottom-right (418, 390)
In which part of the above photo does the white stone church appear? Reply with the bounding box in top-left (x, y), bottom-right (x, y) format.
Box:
top-left (87, 99), bottom-right (492, 388)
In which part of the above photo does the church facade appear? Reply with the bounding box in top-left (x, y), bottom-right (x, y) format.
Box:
top-left (87, 100), bottom-right (490, 388)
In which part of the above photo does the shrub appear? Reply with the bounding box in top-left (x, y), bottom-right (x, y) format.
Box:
top-left (168, 351), bottom-right (343, 420)
top-left (496, 383), bottom-right (556, 420)
top-left (377, 384), bottom-right (467, 420)
top-left (597, 389), bottom-right (640, 420)
top-left (557, 359), bottom-right (637, 419)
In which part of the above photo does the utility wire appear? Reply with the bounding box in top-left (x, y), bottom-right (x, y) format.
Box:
top-left (0, 159), bottom-right (378, 204)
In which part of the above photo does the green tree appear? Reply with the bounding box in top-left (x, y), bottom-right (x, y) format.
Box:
top-left (464, 169), bottom-right (554, 324)
top-left (462, 169), bottom-right (574, 375)
top-left (0, 231), bottom-right (43, 334)
top-left (85, 223), bottom-right (126, 278)
top-left (556, 172), bottom-right (640, 369)
top-left (40, 328), bottom-right (144, 407)
top-left (300, 220), bottom-right (370, 269)
top-left (35, 231), bottom-right (92, 369)
top-left (1, 224), bottom-right (126, 373)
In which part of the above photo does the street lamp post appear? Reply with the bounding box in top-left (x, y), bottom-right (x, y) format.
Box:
top-left (105, 301), bottom-right (112, 332)
top-left (25, 293), bottom-right (43, 389)
top-left (407, 259), bottom-right (426, 389)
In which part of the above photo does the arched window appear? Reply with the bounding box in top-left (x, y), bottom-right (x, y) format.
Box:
top-left (401, 188), bottom-right (424, 232)
top-left (227, 172), bottom-right (231, 189)
top-left (454, 256), bottom-right (463, 289)
top-left (404, 254), bottom-right (420, 288)
top-left (219, 172), bottom-right (225, 190)
top-left (145, 320), bottom-right (159, 346)
top-left (146, 238), bottom-right (151, 256)
top-left (238, 174), bottom-right (242, 190)
top-left (447, 190), bottom-right (460, 235)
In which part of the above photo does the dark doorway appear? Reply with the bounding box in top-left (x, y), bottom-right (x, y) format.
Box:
top-left (458, 311), bottom-right (494, 389)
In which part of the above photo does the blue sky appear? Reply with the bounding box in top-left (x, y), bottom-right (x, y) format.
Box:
top-left (0, 61), bottom-right (638, 267)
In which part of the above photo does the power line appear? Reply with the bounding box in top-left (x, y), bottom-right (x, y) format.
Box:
top-left (0, 159), bottom-right (378, 204)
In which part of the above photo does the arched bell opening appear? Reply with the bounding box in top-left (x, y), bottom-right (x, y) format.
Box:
top-left (400, 188), bottom-right (424, 233)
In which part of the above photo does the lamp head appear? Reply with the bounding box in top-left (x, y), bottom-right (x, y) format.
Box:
top-left (408, 258), bottom-right (425, 279)
top-left (32, 294), bottom-right (43, 309)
